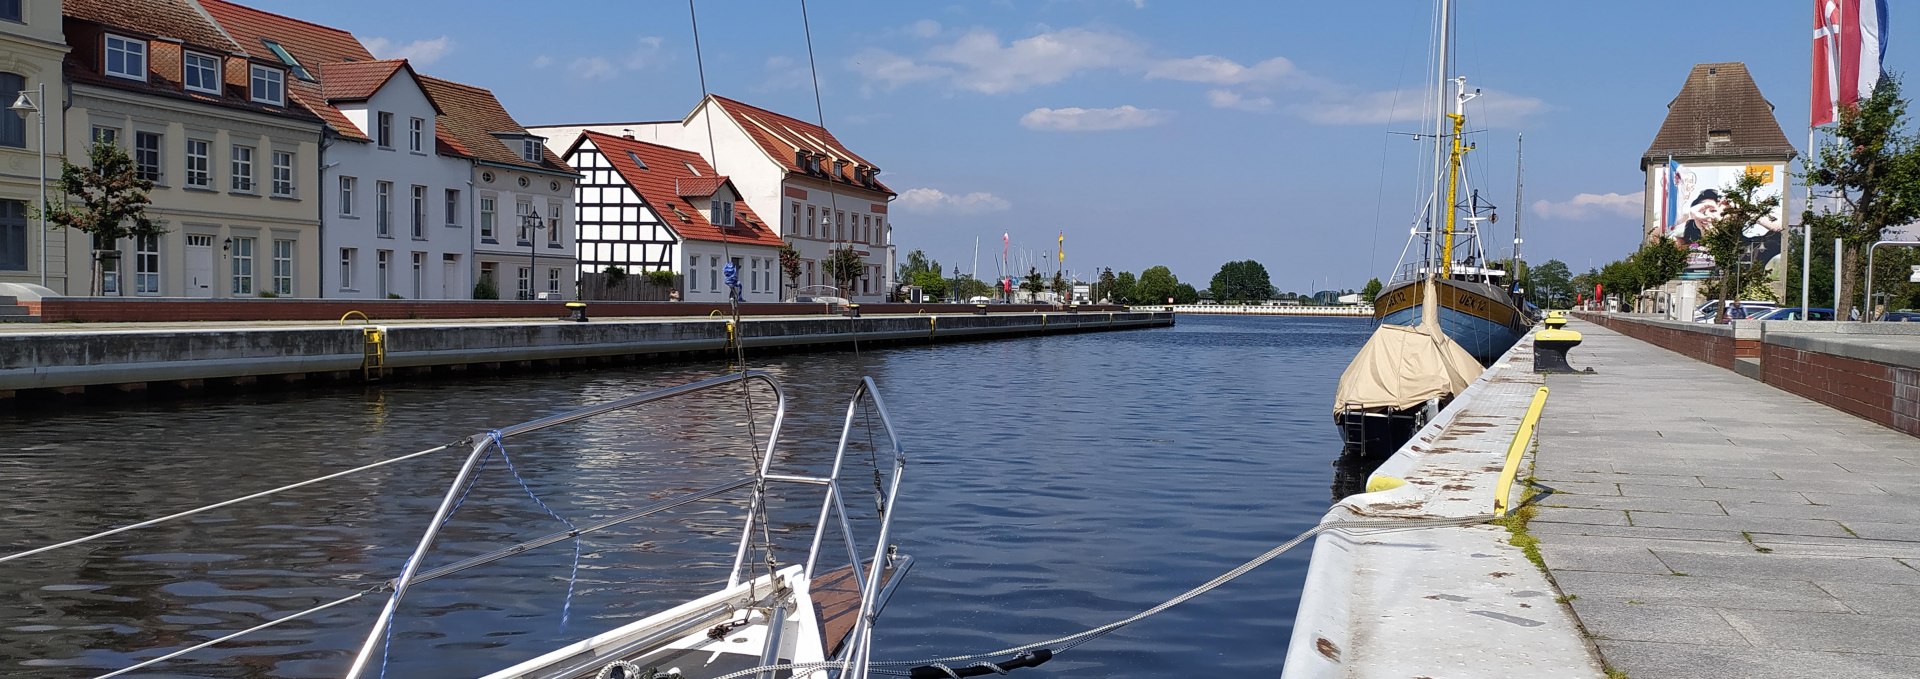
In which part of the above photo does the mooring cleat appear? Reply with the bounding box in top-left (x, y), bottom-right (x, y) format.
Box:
top-left (1534, 326), bottom-right (1591, 374)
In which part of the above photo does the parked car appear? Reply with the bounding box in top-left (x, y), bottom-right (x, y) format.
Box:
top-left (1881, 311), bottom-right (1920, 322)
top-left (1693, 300), bottom-right (1778, 322)
top-left (1751, 307), bottom-right (1835, 321)
top-left (791, 295), bottom-right (850, 306)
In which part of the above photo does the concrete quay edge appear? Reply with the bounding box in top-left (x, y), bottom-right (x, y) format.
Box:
top-left (1281, 332), bottom-right (1606, 679)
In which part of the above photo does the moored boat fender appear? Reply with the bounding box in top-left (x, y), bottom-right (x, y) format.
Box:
top-left (1533, 324), bottom-right (1592, 374)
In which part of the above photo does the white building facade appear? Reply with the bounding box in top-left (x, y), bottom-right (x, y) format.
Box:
top-left (532, 94), bottom-right (895, 302)
top-left (0, 0), bottom-right (69, 294)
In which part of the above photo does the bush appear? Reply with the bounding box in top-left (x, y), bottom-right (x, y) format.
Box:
top-left (474, 277), bottom-right (499, 300)
top-left (387, 293), bottom-right (404, 299)
top-left (603, 265), bottom-right (628, 288)
top-left (257, 291), bottom-right (278, 298)
top-left (645, 269), bottom-right (677, 288)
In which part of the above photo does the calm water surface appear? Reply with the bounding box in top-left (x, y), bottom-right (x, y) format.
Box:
top-left (0, 315), bottom-right (1372, 677)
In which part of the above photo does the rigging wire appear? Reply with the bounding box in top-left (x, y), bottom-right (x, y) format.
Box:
top-left (1366, 2), bottom-right (1426, 280)
top-left (800, 0), bottom-right (858, 346)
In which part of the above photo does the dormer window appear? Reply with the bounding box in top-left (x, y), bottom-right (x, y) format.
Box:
top-left (710, 199), bottom-right (735, 227)
top-left (250, 65), bottom-right (284, 106)
top-left (183, 52), bottom-right (220, 94)
top-left (521, 138), bottom-right (541, 163)
top-left (105, 34), bottom-right (146, 81)
top-left (260, 39), bottom-right (314, 82)
top-left (1708, 129), bottom-right (1733, 144)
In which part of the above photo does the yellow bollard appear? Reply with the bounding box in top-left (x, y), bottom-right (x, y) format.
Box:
top-left (1493, 387), bottom-right (1550, 517)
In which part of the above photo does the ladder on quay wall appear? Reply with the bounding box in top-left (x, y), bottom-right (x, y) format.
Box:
top-left (362, 326), bottom-right (386, 381)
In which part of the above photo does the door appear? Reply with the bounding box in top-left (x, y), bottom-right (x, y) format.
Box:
top-left (442, 258), bottom-right (458, 299)
top-left (185, 235), bottom-right (214, 298)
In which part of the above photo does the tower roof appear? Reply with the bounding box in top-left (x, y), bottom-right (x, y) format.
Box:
top-left (1642, 62), bottom-right (1797, 168)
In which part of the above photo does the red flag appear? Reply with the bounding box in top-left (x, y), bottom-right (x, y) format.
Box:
top-left (1814, 0), bottom-right (1889, 127)
top-left (1595, 284), bottom-right (1603, 300)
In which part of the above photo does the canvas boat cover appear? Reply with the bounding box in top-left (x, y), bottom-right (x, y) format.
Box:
top-left (1333, 279), bottom-right (1485, 414)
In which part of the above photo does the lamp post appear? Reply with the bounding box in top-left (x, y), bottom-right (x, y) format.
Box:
top-left (520, 213), bottom-right (545, 300)
top-left (11, 84), bottom-right (47, 288)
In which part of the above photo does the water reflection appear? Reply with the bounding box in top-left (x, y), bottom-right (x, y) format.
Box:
top-left (1329, 446), bottom-right (1396, 502)
top-left (0, 315), bottom-right (1373, 678)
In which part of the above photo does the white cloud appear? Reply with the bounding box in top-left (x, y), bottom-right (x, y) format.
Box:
top-left (531, 55), bottom-right (554, 69)
top-left (851, 27), bottom-right (1143, 94)
top-left (363, 36), bottom-right (453, 66)
top-left (1531, 193), bottom-right (1642, 220)
top-left (623, 36), bottom-right (666, 70)
top-left (569, 56), bottom-right (618, 81)
top-left (848, 48), bottom-right (952, 92)
top-left (1206, 89), bottom-right (1273, 112)
top-left (755, 55), bottom-right (812, 92)
top-left (1148, 55), bottom-right (1293, 85)
top-left (897, 188), bottom-right (1012, 214)
top-left (909, 19), bottom-right (942, 38)
top-left (1291, 87), bottom-right (1545, 126)
top-left (1020, 105), bottom-right (1169, 132)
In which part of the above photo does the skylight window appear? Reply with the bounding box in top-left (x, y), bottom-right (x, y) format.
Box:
top-left (260, 39), bottom-right (313, 81)
top-left (684, 161), bottom-right (700, 176)
top-left (626, 150), bottom-right (648, 170)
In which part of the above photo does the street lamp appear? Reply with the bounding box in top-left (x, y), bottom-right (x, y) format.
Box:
top-left (11, 84), bottom-right (47, 288)
top-left (520, 213), bottom-right (545, 300)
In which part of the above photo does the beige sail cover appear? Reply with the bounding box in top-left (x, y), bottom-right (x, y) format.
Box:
top-left (1333, 279), bottom-right (1485, 414)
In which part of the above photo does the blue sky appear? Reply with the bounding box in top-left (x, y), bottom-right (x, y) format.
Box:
top-left (245, 0), bottom-right (1913, 292)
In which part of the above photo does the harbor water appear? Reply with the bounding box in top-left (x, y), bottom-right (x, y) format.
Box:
top-left (0, 315), bottom-right (1373, 677)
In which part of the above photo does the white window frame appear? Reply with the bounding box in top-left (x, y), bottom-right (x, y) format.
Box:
top-left (134, 233), bottom-right (160, 295)
top-left (339, 176), bottom-right (357, 216)
top-left (376, 250), bottom-right (390, 297)
top-left (91, 126), bottom-right (119, 145)
top-left (411, 251), bottom-right (424, 298)
top-left (410, 184), bottom-right (426, 239)
top-left (409, 117), bottom-right (424, 152)
top-left (522, 138), bottom-right (540, 163)
top-left (183, 52), bottom-right (220, 94)
top-left (517, 266), bottom-right (532, 300)
top-left (272, 239), bottom-right (294, 295)
top-left (104, 34), bottom-right (146, 81)
top-left (548, 267), bottom-right (560, 294)
top-left (376, 112), bottom-right (393, 148)
top-left (271, 151), bottom-right (294, 197)
top-left (376, 181), bottom-right (393, 237)
top-left (339, 247), bottom-right (356, 289)
top-left (230, 236), bottom-right (255, 295)
top-left (230, 145), bottom-right (254, 192)
top-left (185, 139), bottom-right (210, 188)
top-left (249, 65), bottom-right (284, 105)
top-left (445, 189), bottom-right (460, 226)
top-left (516, 199), bottom-right (534, 243)
top-left (548, 203), bottom-right (561, 245)
top-left (480, 196), bottom-right (496, 239)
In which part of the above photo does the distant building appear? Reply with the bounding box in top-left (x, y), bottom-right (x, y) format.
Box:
top-left (61, 0), bottom-right (324, 297)
top-left (532, 95), bottom-right (897, 302)
top-left (1641, 62), bottom-right (1797, 294)
top-left (0, 0), bottom-right (69, 293)
top-left (558, 131), bottom-right (786, 302)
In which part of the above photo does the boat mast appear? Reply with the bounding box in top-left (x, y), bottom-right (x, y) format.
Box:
top-left (1442, 75), bottom-right (1476, 279)
top-left (1426, 0), bottom-right (1449, 279)
top-left (1512, 133), bottom-right (1523, 292)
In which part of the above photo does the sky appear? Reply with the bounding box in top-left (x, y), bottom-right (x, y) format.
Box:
top-left (242, 0), bottom-right (1918, 293)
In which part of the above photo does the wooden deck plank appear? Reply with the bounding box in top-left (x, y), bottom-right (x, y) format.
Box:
top-left (812, 563), bottom-right (892, 658)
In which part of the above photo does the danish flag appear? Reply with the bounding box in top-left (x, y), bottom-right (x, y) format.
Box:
top-left (1812, 0), bottom-right (1889, 127)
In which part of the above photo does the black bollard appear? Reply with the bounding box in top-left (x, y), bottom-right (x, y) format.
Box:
top-left (1534, 327), bottom-right (1591, 373)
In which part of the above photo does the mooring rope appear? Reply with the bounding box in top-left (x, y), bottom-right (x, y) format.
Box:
top-left (691, 513), bottom-right (1500, 679)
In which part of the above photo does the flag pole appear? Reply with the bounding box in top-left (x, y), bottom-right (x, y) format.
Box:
top-left (1803, 126), bottom-right (1814, 317)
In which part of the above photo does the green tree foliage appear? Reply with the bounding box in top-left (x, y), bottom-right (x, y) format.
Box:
top-left (1526, 260), bottom-right (1574, 309)
top-left (897, 249), bottom-right (941, 281)
top-left (45, 140), bottom-right (159, 295)
top-left (1704, 171), bottom-right (1783, 317)
top-left (1113, 271), bottom-right (1137, 304)
top-left (1172, 283), bottom-right (1200, 304)
top-left (1634, 237), bottom-right (1689, 290)
top-left (826, 246), bottom-right (865, 295)
top-left (1135, 265), bottom-right (1180, 304)
top-left (1020, 267), bottom-right (1045, 293)
top-left (907, 269), bottom-right (949, 299)
top-left (1208, 259), bottom-right (1276, 303)
top-left (1359, 277), bottom-right (1384, 303)
top-left (1094, 268), bottom-right (1117, 303)
top-left (951, 276), bottom-right (992, 301)
top-left (1806, 76), bottom-right (1920, 312)
top-left (473, 276), bottom-right (500, 300)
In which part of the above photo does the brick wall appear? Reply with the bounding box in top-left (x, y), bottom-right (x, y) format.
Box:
top-left (1576, 313), bottom-right (1748, 369)
top-left (1762, 343), bottom-right (1915, 436)
top-left (23, 298), bottom-right (1113, 323)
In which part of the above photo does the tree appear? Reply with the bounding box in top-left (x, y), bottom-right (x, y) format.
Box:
top-left (44, 140), bottom-right (160, 295)
top-left (1172, 282), bottom-right (1200, 304)
top-left (778, 243), bottom-right (802, 298)
top-left (1526, 260), bottom-right (1575, 309)
top-left (907, 269), bottom-right (949, 300)
top-left (1020, 267), bottom-right (1045, 293)
top-left (1359, 277), bottom-right (1384, 303)
top-left (1208, 260), bottom-right (1276, 303)
top-left (1704, 170), bottom-right (1783, 319)
top-left (825, 246), bottom-right (864, 296)
top-left (1113, 271), bottom-right (1137, 305)
top-left (1136, 265), bottom-right (1179, 304)
top-left (1632, 238), bottom-right (1688, 293)
top-left (897, 249), bottom-right (940, 281)
top-left (1094, 267), bottom-right (1117, 303)
top-left (1806, 76), bottom-right (1920, 314)
top-left (951, 275), bottom-right (992, 301)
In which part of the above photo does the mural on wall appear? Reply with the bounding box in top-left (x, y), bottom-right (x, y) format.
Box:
top-left (1658, 162), bottom-right (1786, 280)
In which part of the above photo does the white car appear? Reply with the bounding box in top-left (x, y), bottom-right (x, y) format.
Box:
top-left (1693, 300), bottom-right (1777, 322)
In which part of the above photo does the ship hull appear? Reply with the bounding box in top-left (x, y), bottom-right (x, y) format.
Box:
top-left (1373, 278), bottom-right (1527, 364)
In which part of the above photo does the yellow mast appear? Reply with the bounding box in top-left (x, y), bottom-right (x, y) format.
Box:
top-left (1442, 110), bottom-right (1467, 280)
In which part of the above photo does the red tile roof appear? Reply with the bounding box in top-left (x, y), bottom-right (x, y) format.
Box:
top-left (706, 95), bottom-right (894, 196)
top-left (68, 0), bottom-right (242, 55)
top-left (675, 176), bottom-right (727, 197)
top-left (319, 59), bottom-right (405, 102)
top-left (417, 75), bottom-right (571, 173)
top-left (197, 0), bottom-right (383, 142)
top-left (580, 131), bottom-right (786, 248)
top-left (60, 2), bottom-right (321, 124)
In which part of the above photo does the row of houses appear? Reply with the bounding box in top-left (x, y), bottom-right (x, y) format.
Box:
top-left (0, 0), bottom-right (897, 303)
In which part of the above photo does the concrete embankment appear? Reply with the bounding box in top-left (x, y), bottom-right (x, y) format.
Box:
top-left (1282, 331), bottom-right (1606, 678)
top-left (0, 311), bottom-right (1171, 401)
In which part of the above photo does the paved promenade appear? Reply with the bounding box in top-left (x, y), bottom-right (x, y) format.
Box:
top-left (1534, 320), bottom-right (1920, 679)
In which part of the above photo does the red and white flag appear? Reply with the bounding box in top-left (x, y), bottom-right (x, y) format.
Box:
top-left (1812, 0), bottom-right (1889, 127)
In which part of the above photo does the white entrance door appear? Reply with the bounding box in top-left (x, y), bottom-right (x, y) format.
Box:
top-left (185, 235), bottom-right (214, 298)
top-left (442, 258), bottom-right (458, 299)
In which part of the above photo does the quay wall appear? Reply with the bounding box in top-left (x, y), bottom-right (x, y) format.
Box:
top-left (0, 311), bottom-right (1171, 399)
top-left (22, 296), bottom-right (1102, 323)
top-left (1574, 312), bottom-right (1920, 437)
top-left (1149, 304), bottom-right (1372, 316)
top-left (1282, 332), bottom-right (1604, 678)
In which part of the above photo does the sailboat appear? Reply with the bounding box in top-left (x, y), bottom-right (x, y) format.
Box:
top-left (1369, 5), bottom-right (1532, 366)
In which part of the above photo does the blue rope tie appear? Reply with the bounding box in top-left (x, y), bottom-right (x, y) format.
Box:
top-left (381, 448), bottom-right (495, 679)
top-left (488, 430), bottom-right (583, 630)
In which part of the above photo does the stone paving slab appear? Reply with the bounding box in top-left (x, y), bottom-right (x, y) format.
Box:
top-left (1535, 320), bottom-right (1920, 678)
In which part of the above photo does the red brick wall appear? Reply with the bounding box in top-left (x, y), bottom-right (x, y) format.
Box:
top-left (25, 298), bottom-right (1117, 323)
top-left (1576, 313), bottom-right (1739, 368)
top-left (1763, 343), bottom-right (1914, 435)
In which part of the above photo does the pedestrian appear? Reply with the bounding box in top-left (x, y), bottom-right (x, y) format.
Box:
top-left (1728, 300), bottom-right (1746, 320)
